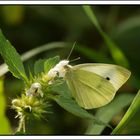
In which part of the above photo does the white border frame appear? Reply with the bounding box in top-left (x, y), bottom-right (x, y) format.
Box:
top-left (0, 1), bottom-right (139, 139)
top-left (0, 1), bottom-right (139, 4)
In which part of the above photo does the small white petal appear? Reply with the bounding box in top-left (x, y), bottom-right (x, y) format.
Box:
top-left (31, 82), bottom-right (41, 89)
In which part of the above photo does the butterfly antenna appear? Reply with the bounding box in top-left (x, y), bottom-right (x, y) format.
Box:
top-left (67, 41), bottom-right (77, 60)
top-left (69, 57), bottom-right (81, 63)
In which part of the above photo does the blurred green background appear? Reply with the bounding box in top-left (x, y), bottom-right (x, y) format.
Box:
top-left (0, 6), bottom-right (140, 135)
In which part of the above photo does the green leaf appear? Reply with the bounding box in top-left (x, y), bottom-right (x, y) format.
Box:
top-left (83, 6), bottom-right (101, 32)
top-left (0, 29), bottom-right (28, 83)
top-left (34, 59), bottom-right (46, 75)
top-left (0, 78), bottom-right (11, 134)
top-left (48, 82), bottom-right (72, 98)
top-left (112, 90), bottom-right (140, 134)
top-left (102, 33), bottom-right (129, 68)
top-left (85, 93), bottom-right (134, 134)
top-left (83, 6), bottom-right (129, 68)
top-left (49, 83), bottom-right (110, 127)
top-left (44, 56), bottom-right (60, 73)
top-left (0, 42), bottom-right (68, 77)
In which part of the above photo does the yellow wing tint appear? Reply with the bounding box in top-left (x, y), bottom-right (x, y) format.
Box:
top-left (65, 69), bottom-right (116, 109)
top-left (73, 64), bottom-right (131, 91)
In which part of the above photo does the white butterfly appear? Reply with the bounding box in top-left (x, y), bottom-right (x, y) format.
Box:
top-left (47, 60), bottom-right (131, 109)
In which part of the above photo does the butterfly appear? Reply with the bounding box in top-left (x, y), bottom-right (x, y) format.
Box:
top-left (47, 60), bottom-right (131, 109)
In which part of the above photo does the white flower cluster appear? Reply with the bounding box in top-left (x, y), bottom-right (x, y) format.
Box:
top-left (26, 60), bottom-right (71, 97)
top-left (26, 82), bottom-right (43, 97)
top-left (47, 60), bottom-right (70, 78)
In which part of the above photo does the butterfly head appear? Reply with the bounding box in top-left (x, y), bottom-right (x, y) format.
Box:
top-left (55, 60), bottom-right (69, 68)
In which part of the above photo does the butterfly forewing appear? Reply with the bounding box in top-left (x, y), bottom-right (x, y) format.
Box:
top-left (65, 69), bottom-right (116, 109)
top-left (73, 64), bottom-right (131, 91)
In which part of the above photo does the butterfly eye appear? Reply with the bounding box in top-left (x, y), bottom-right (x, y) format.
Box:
top-left (106, 77), bottom-right (110, 81)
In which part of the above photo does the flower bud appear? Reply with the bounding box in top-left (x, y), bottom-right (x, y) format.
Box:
top-left (12, 99), bottom-right (21, 107)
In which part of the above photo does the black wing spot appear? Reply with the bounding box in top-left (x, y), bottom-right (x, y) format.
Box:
top-left (106, 77), bottom-right (110, 81)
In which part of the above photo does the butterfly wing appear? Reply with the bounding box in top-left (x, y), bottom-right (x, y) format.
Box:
top-left (65, 64), bottom-right (131, 109)
top-left (73, 63), bottom-right (131, 91)
top-left (65, 68), bottom-right (115, 109)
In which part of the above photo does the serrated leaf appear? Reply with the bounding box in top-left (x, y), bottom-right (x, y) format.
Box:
top-left (0, 42), bottom-right (67, 77)
top-left (49, 83), bottom-right (110, 127)
top-left (34, 59), bottom-right (46, 75)
top-left (44, 56), bottom-right (60, 73)
top-left (0, 78), bottom-right (11, 134)
top-left (112, 90), bottom-right (140, 134)
top-left (0, 29), bottom-right (28, 82)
